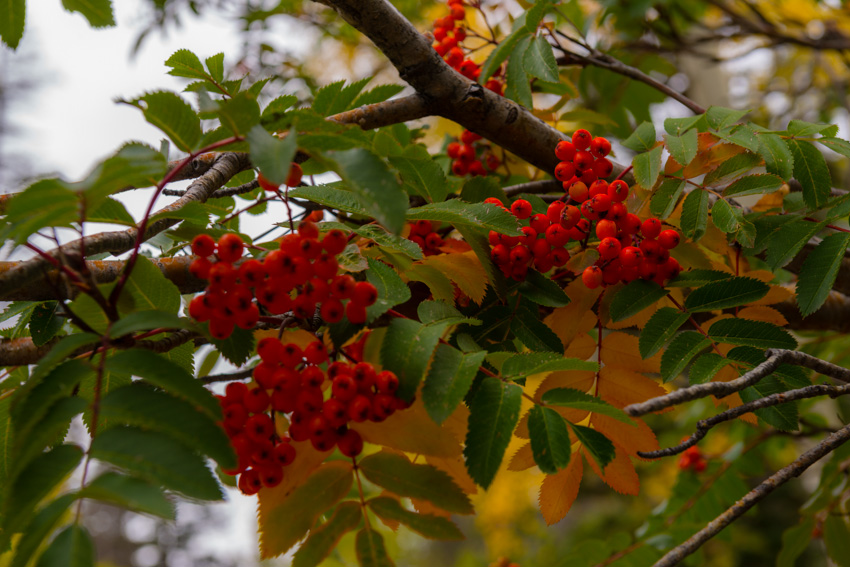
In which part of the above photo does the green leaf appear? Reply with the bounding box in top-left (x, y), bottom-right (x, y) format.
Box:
top-left (511, 298), bottom-right (563, 352)
top-left (740, 376), bottom-right (798, 431)
top-left (777, 518), bottom-right (816, 567)
top-left (358, 452), bottom-right (472, 514)
top-left (787, 119), bottom-right (836, 137)
top-left (667, 269), bottom-right (734, 287)
top-left (501, 353), bottom-right (596, 379)
top-left (28, 334), bottom-right (98, 385)
top-left (527, 405), bottom-right (571, 474)
top-left (824, 515), bottom-right (850, 567)
top-left (787, 139), bottom-right (831, 210)
top-left (758, 132), bottom-right (794, 180)
top-left (352, 84), bottom-right (406, 107)
top-left (61, 0), bottom-right (115, 27)
top-left (622, 122), bottom-right (657, 153)
top-left (327, 148), bottom-right (408, 234)
top-left (639, 307), bottom-right (690, 359)
top-left (313, 78), bottom-right (371, 116)
top-left (817, 137), bottom-right (850, 159)
top-left (104, 349), bottom-right (221, 420)
top-left (683, 277), bottom-right (769, 312)
top-left (131, 91), bottom-right (201, 152)
top-left (723, 174), bottom-right (785, 197)
top-left (681, 188), bottom-right (709, 240)
top-left (689, 353), bottom-right (732, 385)
top-left (717, 123), bottom-right (760, 152)
top-left (380, 318), bottom-right (447, 401)
top-left (0, 0), bottom-right (25, 49)
top-left (99, 383), bottom-right (236, 469)
top-left (262, 462), bottom-right (353, 557)
top-left (366, 257), bottom-right (413, 323)
top-left (796, 232), bottom-right (850, 316)
top-left (406, 200), bottom-right (521, 236)
top-left (13, 397), bottom-right (87, 475)
top-left (0, 395), bottom-right (11, 498)
top-left (765, 218), bottom-right (826, 271)
top-left (518, 269), bottom-right (571, 307)
top-left (13, 360), bottom-right (91, 445)
top-left (87, 197), bottom-right (135, 226)
top-left (4, 444), bottom-right (84, 530)
top-left (208, 325), bottom-right (255, 366)
top-left (389, 156), bottom-right (448, 204)
top-left (356, 528), bottom-right (395, 567)
top-left (25, 302), bottom-right (61, 347)
top-left (650, 178), bottom-right (686, 220)
top-left (542, 388), bottom-right (634, 424)
top-left (8, 494), bottom-right (78, 567)
top-left (289, 184), bottom-right (371, 217)
top-left (705, 106), bottom-right (749, 130)
top-left (633, 146), bottom-right (663, 189)
top-left (4, 179), bottom-right (78, 244)
top-left (81, 472), bottom-right (175, 519)
top-left (417, 300), bottom-right (475, 326)
top-left (463, 377), bottom-right (522, 489)
top-left (609, 280), bottom-right (668, 322)
top-left (664, 128), bottom-right (698, 166)
top-left (704, 152), bottom-right (762, 186)
top-left (708, 318), bottom-right (797, 349)
top-left (165, 49), bottom-right (208, 80)
top-left (505, 36), bottom-right (533, 109)
top-left (660, 331), bottom-right (712, 383)
top-left (216, 91), bottom-right (261, 136)
top-left (35, 524), bottom-right (95, 567)
top-left (108, 310), bottom-right (189, 338)
top-left (247, 125), bottom-right (298, 186)
top-left (711, 199), bottom-right (739, 233)
top-left (664, 115), bottom-right (706, 136)
top-left (480, 27), bottom-right (530, 82)
top-left (205, 53), bottom-right (224, 82)
top-left (291, 502), bottom-right (362, 567)
top-left (422, 345), bottom-right (486, 425)
top-left (368, 496), bottom-right (464, 540)
top-left (523, 35), bottom-right (559, 82)
top-left (570, 423), bottom-right (615, 471)
top-left (89, 426), bottom-right (224, 501)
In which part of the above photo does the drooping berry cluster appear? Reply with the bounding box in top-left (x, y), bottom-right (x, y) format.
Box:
top-left (486, 197), bottom-right (573, 281)
top-left (188, 222), bottom-right (379, 339)
top-left (256, 162), bottom-right (303, 192)
top-left (407, 220), bottom-right (445, 256)
top-left (447, 130), bottom-right (501, 177)
top-left (217, 339), bottom-right (409, 495)
top-left (678, 444), bottom-right (707, 473)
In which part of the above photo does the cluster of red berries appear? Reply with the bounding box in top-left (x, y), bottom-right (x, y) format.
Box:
top-left (486, 197), bottom-right (573, 281)
top-left (256, 162), bottom-right (303, 192)
top-left (407, 220), bottom-right (445, 256)
top-left (218, 338), bottom-right (408, 495)
top-left (678, 444), bottom-right (707, 473)
top-left (188, 222), bottom-right (379, 339)
top-left (447, 130), bottom-right (501, 177)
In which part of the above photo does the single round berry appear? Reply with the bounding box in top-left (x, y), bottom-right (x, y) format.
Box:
top-left (582, 266), bottom-right (603, 289)
top-left (192, 234), bottom-right (216, 257)
top-left (554, 140), bottom-right (577, 162)
top-left (590, 137), bottom-right (612, 158)
top-left (554, 161), bottom-right (576, 182)
top-left (257, 172), bottom-right (279, 192)
top-left (286, 162), bottom-right (303, 187)
top-left (641, 218), bottom-right (663, 239)
top-left (217, 233), bottom-right (245, 263)
top-left (572, 129), bottom-right (592, 151)
top-left (338, 428), bottom-right (364, 458)
top-left (658, 229), bottom-right (681, 249)
top-left (608, 180), bottom-right (629, 202)
top-left (511, 199), bottom-right (533, 220)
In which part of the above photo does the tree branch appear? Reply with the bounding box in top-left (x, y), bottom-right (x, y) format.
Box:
top-left (625, 349), bottom-right (850, 417)
top-left (653, 421), bottom-right (850, 567)
top-left (0, 152), bottom-right (252, 297)
top-left (639, 382), bottom-right (850, 459)
top-left (329, 93), bottom-right (433, 129)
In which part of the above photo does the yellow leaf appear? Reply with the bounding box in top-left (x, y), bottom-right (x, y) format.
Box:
top-left (752, 190), bottom-right (787, 212)
top-left (427, 454), bottom-right (479, 495)
top-left (419, 250), bottom-right (488, 304)
top-left (742, 269), bottom-right (774, 283)
top-left (253, 328), bottom-right (317, 349)
top-left (592, 413), bottom-right (659, 457)
top-left (582, 443), bottom-right (640, 495)
top-left (566, 247), bottom-right (600, 275)
top-left (751, 284), bottom-right (794, 306)
top-left (544, 280), bottom-right (601, 349)
top-left (601, 332), bottom-right (663, 374)
top-left (411, 496), bottom-right (453, 519)
top-left (508, 442), bottom-right (535, 471)
top-left (351, 397), bottom-right (462, 457)
top-left (259, 460), bottom-right (353, 559)
top-left (736, 306), bottom-right (788, 326)
top-left (597, 366), bottom-right (669, 411)
top-left (534, 370), bottom-right (597, 423)
top-left (538, 453), bottom-right (583, 525)
top-left (564, 333), bottom-right (597, 360)
top-left (683, 139), bottom-right (746, 178)
top-left (406, 264), bottom-right (455, 303)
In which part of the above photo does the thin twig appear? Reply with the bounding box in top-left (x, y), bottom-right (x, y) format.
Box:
top-left (653, 421), bottom-right (850, 567)
top-left (201, 368), bottom-right (254, 384)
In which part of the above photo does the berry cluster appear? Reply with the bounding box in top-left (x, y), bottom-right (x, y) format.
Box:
top-left (447, 130), bottom-right (501, 177)
top-left (407, 220), bottom-right (445, 256)
top-left (188, 222), bottom-right (379, 339)
top-left (257, 162), bottom-right (303, 192)
top-left (486, 197), bottom-right (573, 281)
top-left (218, 339), bottom-right (408, 495)
top-left (678, 444), bottom-right (707, 473)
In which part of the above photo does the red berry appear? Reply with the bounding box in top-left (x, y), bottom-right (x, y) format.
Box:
top-left (192, 234), bottom-right (216, 257)
top-left (491, 244), bottom-right (510, 265)
top-left (590, 193), bottom-right (612, 213)
top-left (550, 247), bottom-right (570, 266)
top-left (568, 182), bottom-right (589, 203)
top-left (658, 229), bottom-right (681, 249)
top-left (352, 281), bottom-right (378, 306)
top-left (348, 395), bottom-right (372, 422)
top-left (304, 341), bottom-right (329, 365)
top-left (510, 245), bottom-right (532, 265)
top-left (592, 158), bottom-right (613, 178)
top-left (554, 161), bottom-right (576, 182)
top-left (572, 129), bottom-right (592, 150)
top-left (590, 137), bottom-right (612, 158)
top-left (286, 163), bottom-right (303, 187)
top-left (619, 246), bottom-right (643, 267)
top-left (320, 298), bottom-right (345, 323)
top-left (447, 141), bottom-right (461, 159)
top-left (582, 266), bottom-right (603, 289)
top-left (597, 237), bottom-right (622, 260)
top-left (330, 274), bottom-right (357, 299)
top-left (332, 374), bottom-right (358, 402)
top-left (257, 173), bottom-right (279, 192)
top-left (641, 218), bottom-right (663, 239)
top-left (322, 229), bottom-right (348, 255)
top-left (245, 413), bottom-right (274, 443)
top-left (274, 442), bottom-right (296, 466)
top-left (595, 219), bottom-right (619, 240)
top-left (238, 468), bottom-right (263, 495)
top-left (560, 205), bottom-right (581, 229)
top-left (529, 214), bottom-right (549, 234)
top-left (545, 224), bottom-right (570, 247)
top-left (238, 259), bottom-right (266, 287)
top-left (510, 199), bottom-right (533, 220)
top-left (608, 180), bottom-right (629, 202)
top-left (209, 317), bottom-right (235, 340)
top-left (554, 140), bottom-right (576, 161)
top-left (189, 257), bottom-right (212, 280)
top-left (346, 301), bottom-right (368, 324)
top-left (338, 428), bottom-right (364, 458)
top-left (376, 370), bottom-right (399, 394)
top-left (573, 151), bottom-right (594, 171)
top-left (461, 130), bottom-right (481, 144)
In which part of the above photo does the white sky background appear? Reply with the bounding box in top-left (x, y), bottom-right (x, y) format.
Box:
top-left (4, 3), bottom-right (269, 565)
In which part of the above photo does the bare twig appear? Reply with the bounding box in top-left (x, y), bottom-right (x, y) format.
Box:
top-left (163, 179), bottom-right (260, 198)
top-left (639, 383), bottom-right (850, 459)
top-left (653, 421), bottom-right (850, 567)
top-left (625, 349), bottom-right (850, 417)
top-left (201, 367), bottom-right (253, 384)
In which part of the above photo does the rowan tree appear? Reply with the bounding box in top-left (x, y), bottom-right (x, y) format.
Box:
top-left (2, 1), bottom-right (850, 566)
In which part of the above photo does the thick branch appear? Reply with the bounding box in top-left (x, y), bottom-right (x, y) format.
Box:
top-left (653, 421), bottom-right (850, 567)
top-left (0, 153), bottom-right (252, 297)
top-left (625, 349), bottom-right (850, 416)
top-left (329, 93), bottom-right (433, 129)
